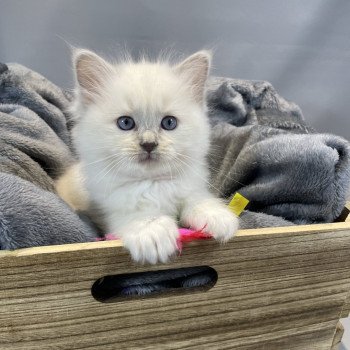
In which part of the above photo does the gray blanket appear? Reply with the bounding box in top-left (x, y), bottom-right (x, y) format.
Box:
top-left (207, 78), bottom-right (350, 225)
top-left (0, 64), bottom-right (349, 249)
top-left (0, 63), bottom-right (98, 249)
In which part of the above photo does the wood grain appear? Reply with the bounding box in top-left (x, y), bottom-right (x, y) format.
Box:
top-left (340, 289), bottom-right (350, 318)
top-left (331, 322), bottom-right (344, 350)
top-left (1, 222), bottom-right (350, 349)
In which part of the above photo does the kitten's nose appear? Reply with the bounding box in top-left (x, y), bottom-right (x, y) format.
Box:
top-left (140, 142), bottom-right (158, 153)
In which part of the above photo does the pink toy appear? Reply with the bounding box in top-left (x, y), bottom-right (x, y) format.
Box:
top-left (96, 228), bottom-right (212, 253)
top-left (176, 228), bottom-right (212, 252)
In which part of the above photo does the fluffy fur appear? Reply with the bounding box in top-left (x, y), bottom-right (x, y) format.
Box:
top-left (59, 49), bottom-right (239, 264)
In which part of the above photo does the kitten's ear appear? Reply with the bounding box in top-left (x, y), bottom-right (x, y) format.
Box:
top-left (175, 51), bottom-right (211, 103)
top-left (73, 49), bottom-right (114, 104)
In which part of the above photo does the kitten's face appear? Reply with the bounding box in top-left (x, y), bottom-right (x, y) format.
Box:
top-left (73, 50), bottom-right (211, 180)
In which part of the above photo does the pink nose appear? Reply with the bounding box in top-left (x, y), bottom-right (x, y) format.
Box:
top-left (140, 142), bottom-right (158, 153)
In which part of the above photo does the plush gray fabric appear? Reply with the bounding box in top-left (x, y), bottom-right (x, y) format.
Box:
top-left (207, 78), bottom-right (350, 224)
top-left (207, 78), bottom-right (308, 130)
top-left (0, 63), bottom-right (98, 249)
top-left (239, 210), bottom-right (295, 229)
top-left (0, 63), bottom-right (74, 145)
top-left (0, 172), bottom-right (97, 249)
top-left (0, 104), bottom-right (72, 191)
top-left (1, 64), bottom-right (349, 250)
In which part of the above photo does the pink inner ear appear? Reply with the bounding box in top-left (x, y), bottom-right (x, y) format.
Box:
top-left (75, 50), bottom-right (114, 104)
top-left (174, 51), bottom-right (211, 104)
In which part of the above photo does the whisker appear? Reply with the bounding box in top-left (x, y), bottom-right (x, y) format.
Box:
top-left (104, 157), bottom-right (129, 196)
top-left (93, 155), bottom-right (128, 185)
top-left (174, 152), bottom-right (247, 179)
top-left (83, 153), bottom-right (121, 166)
top-left (172, 156), bottom-right (224, 196)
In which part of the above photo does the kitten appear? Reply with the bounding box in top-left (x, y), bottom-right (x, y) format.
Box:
top-left (59, 49), bottom-right (239, 264)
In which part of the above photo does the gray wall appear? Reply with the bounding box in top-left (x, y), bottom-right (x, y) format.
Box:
top-left (1, 0), bottom-right (350, 140)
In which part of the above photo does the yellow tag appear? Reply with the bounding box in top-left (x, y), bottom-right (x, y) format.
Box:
top-left (228, 193), bottom-right (249, 216)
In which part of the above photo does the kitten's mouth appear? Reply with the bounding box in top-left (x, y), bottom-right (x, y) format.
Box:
top-left (138, 152), bottom-right (160, 163)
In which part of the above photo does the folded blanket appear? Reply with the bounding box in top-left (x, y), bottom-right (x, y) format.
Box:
top-left (207, 78), bottom-right (350, 224)
top-left (0, 64), bottom-right (349, 250)
top-left (0, 172), bottom-right (97, 249)
top-left (0, 63), bottom-right (98, 249)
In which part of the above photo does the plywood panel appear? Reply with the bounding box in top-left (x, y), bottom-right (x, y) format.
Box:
top-left (1, 223), bottom-right (350, 349)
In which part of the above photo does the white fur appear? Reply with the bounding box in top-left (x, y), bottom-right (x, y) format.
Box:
top-left (71, 49), bottom-right (239, 264)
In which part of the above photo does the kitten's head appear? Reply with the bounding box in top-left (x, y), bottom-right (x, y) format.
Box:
top-left (72, 49), bottom-right (211, 180)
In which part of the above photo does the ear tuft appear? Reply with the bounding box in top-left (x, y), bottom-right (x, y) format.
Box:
top-left (175, 50), bottom-right (212, 103)
top-left (73, 48), bottom-right (114, 104)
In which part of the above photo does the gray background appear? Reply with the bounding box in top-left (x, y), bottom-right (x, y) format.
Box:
top-left (0, 0), bottom-right (350, 347)
top-left (0, 0), bottom-right (350, 139)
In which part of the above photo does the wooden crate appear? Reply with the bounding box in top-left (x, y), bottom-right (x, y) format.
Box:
top-left (1, 222), bottom-right (350, 350)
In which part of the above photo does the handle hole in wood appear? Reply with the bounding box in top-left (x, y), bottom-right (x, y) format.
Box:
top-left (91, 266), bottom-right (218, 303)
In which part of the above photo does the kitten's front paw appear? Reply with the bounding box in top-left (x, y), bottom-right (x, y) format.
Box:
top-left (121, 216), bottom-right (179, 264)
top-left (181, 199), bottom-right (239, 242)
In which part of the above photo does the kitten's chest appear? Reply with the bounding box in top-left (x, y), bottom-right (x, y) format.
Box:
top-left (103, 179), bottom-right (183, 215)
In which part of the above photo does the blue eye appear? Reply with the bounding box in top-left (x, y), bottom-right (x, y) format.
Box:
top-left (117, 116), bottom-right (135, 131)
top-left (161, 116), bottom-right (177, 130)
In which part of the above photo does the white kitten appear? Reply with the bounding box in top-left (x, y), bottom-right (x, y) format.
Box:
top-left (66, 49), bottom-right (239, 264)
